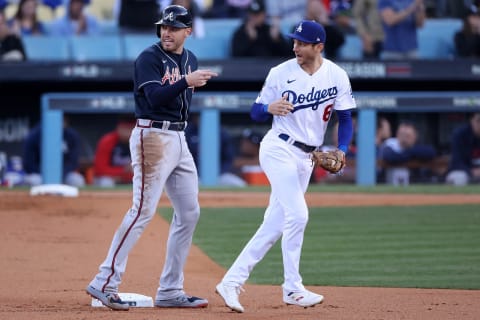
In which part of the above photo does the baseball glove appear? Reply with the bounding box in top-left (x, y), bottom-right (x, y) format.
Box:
top-left (311, 149), bottom-right (346, 174)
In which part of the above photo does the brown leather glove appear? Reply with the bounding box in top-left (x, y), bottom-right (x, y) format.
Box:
top-left (311, 149), bottom-right (346, 174)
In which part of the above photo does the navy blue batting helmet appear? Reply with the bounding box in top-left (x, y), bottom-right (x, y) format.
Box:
top-left (155, 5), bottom-right (192, 37)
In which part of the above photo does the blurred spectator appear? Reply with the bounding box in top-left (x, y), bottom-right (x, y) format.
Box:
top-left (185, 114), bottom-right (247, 187)
top-left (264, 0), bottom-right (306, 26)
top-left (232, 128), bottom-right (262, 175)
top-left (445, 112), bottom-right (480, 186)
top-left (160, 0), bottom-right (206, 12)
top-left (93, 117), bottom-right (135, 188)
top-left (42, 0), bottom-right (64, 11)
top-left (2, 154), bottom-right (25, 187)
top-left (298, 0), bottom-right (345, 60)
top-left (263, 0), bottom-right (307, 53)
top-left (203, 0), bottom-right (251, 19)
top-left (85, 0), bottom-right (116, 20)
top-left (352, 0), bottom-right (384, 59)
top-left (0, 9), bottom-right (26, 61)
top-left (113, 0), bottom-right (159, 34)
top-left (379, 121), bottom-right (436, 185)
top-left (22, 118), bottom-right (86, 187)
top-left (8, 0), bottom-right (46, 36)
top-left (31, 0), bottom-right (63, 22)
top-left (378, 0), bottom-right (426, 60)
top-left (49, 0), bottom-right (99, 35)
top-left (231, 0), bottom-right (291, 57)
top-left (375, 115), bottom-right (392, 182)
top-left (376, 115), bottom-right (392, 152)
top-left (234, 129), bottom-right (268, 185)
top-left (330, 0), bottom-right (355, 35)
top-left (454, 4), bottom-right (480, 58)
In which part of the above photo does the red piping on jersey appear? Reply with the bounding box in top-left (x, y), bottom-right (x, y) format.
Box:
top-left (102, 129), bottom-right (146, 292)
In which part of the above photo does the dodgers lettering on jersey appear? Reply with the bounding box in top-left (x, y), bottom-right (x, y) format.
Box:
top-left (285, 86), bottom-right (338, 113)
top-left (256, 58), bottom-right (356, 147)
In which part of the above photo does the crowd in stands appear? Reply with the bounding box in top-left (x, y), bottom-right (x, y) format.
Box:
top-left (0, 0), bottom-right (479, 61)
top-left (0, 8), bottom-right (26, 60)
top-left (231, 0), bottom-right (291, 57)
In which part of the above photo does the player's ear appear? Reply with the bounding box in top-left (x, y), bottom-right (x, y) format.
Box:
top-left (316, 43), bottom-right (325, 53)
top-left (185, 27), bottom-right (193, 36)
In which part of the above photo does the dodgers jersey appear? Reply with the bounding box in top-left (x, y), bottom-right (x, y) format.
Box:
top-left (255, 57), bottom-right (356, 147)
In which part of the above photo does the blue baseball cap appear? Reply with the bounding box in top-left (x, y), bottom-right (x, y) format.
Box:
top-left (287, 20), bottom-right (326, 44)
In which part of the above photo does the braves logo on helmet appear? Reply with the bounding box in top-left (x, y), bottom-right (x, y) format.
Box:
top-left (165, 12), bottom-right (175, 22)
top-left (155, 5), bottom-right (193, 37)
top-left (156, 5), bottom-right (192, 28)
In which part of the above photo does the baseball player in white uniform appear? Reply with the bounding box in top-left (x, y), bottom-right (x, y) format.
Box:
top-left (216, 20), bottom-right (356, 313)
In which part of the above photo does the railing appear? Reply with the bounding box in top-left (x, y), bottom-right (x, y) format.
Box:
top-left (40, 91), bottom-right (480, 187)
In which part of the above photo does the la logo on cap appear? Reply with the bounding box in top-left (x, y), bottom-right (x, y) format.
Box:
top-left (296, 23), bottom-right (303, 33)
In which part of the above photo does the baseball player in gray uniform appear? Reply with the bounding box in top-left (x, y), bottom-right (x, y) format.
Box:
top-left (86, 5), bottom-right (217, 311)
top-left (216, 20), bottom-right (356, 313)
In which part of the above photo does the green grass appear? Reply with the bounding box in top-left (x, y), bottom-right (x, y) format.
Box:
top-left (160, 204), bottom-right (480, 289)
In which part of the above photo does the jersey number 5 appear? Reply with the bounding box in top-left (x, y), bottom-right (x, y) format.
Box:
top-left (323, 104), bottom-right (334, 122)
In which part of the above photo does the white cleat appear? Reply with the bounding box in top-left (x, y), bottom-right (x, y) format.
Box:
top-left (86, 285), bottom-right (130, 311)
top-left (215, 282), bottom-right (245, 313)
top-left (283, 290), bottom-right (324, 308)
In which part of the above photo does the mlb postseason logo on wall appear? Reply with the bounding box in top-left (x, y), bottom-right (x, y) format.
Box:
top-left (354, 96), bottom-right (397, 109)
top-left (338, 62), bottom-right (386, 78)
top-left (453, 97), bottom-right (480, 108)
top-left (48, 94), bottom-right (135, 112)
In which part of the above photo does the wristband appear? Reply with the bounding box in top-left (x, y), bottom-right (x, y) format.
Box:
top-left (338, 145), bottom-right (348, 153)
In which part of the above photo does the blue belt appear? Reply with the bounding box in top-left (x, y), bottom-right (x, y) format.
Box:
top-left (278, 133), bottom-right (317, 153)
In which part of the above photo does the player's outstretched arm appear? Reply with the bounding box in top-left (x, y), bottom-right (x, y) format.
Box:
top-left (185, 69), bottom-right (218, 87)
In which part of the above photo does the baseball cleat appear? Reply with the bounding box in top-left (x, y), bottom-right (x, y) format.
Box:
top-left (283, 290), bottom-right (324, 308)
top-left (154, 294), bottom-right (208, 308)
top-left (86, 285), bottom-right (130, 311)
top-left (215, 282), bottom-right (245, 313)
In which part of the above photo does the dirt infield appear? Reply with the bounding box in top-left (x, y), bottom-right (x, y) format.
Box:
top-left (1, 190), bottom-right (479, 320)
